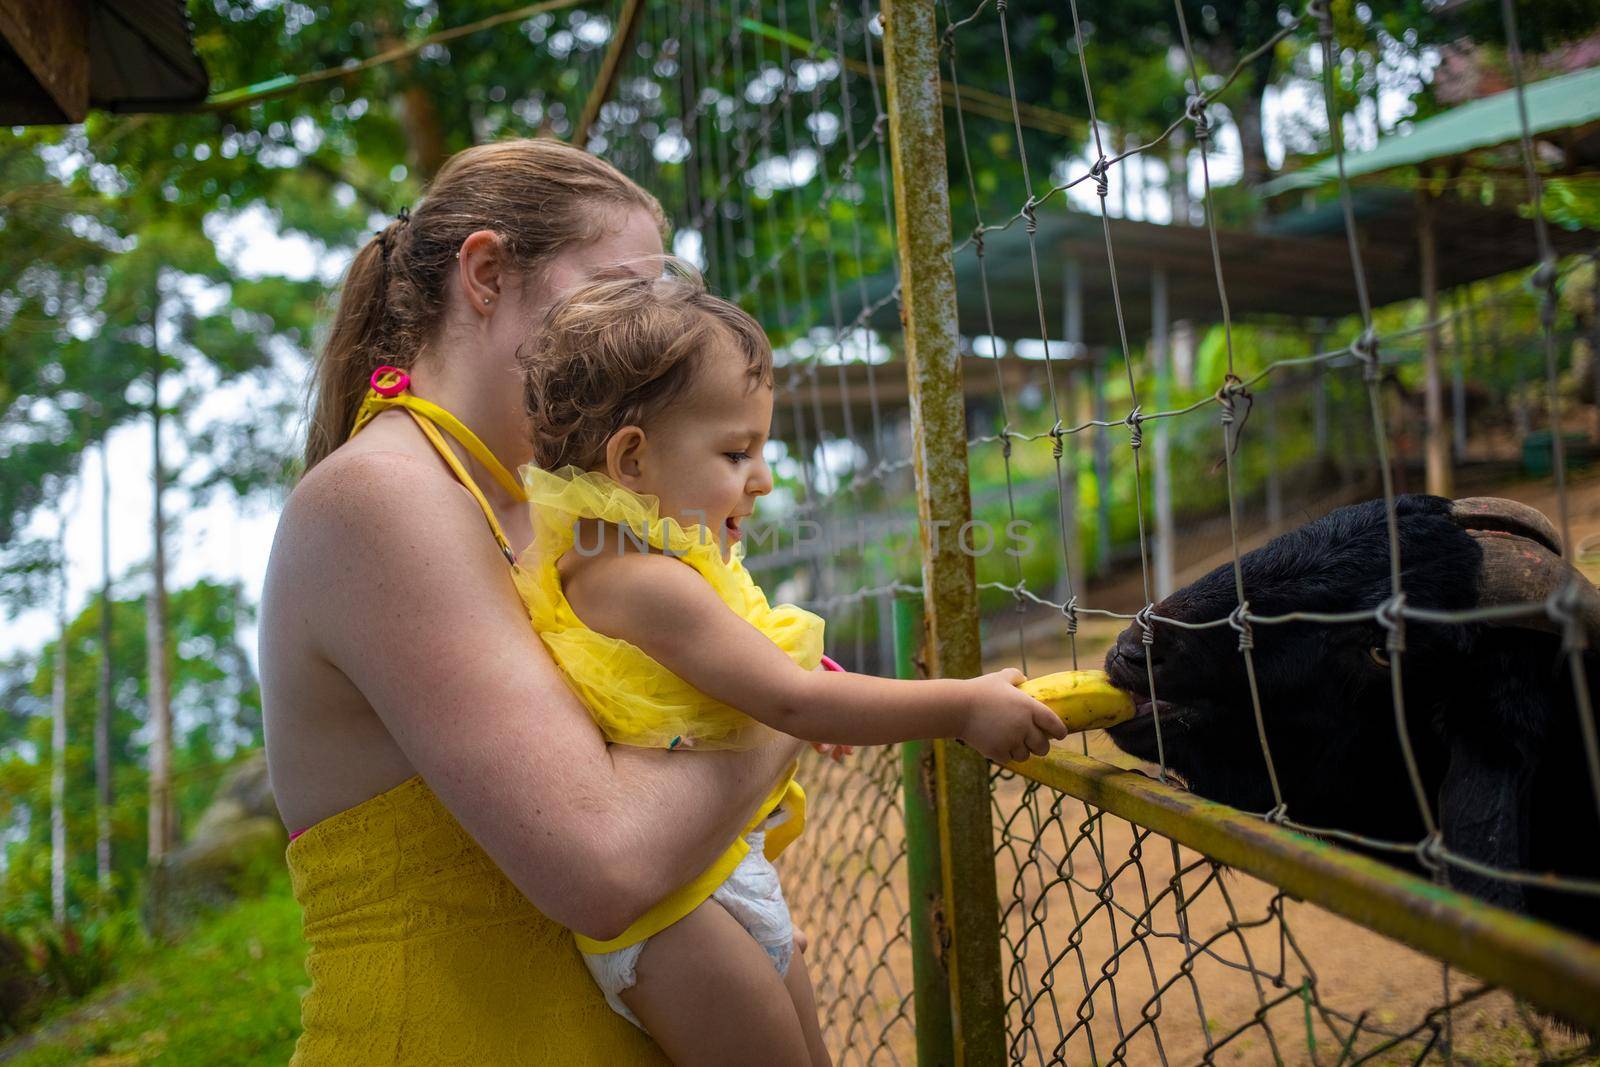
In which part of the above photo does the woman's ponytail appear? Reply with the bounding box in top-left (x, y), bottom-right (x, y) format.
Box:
top-left (304, 224), bottom-right (400, 472)
top-left (300, 139), bottom-right (664, 477)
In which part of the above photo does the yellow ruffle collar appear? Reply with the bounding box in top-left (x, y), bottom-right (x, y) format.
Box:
top-left (519, 464), bottom-right (746, 570)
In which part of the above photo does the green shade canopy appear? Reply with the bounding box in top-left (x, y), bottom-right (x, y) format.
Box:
top-left (1259, 65), bottom-right (1600, 198)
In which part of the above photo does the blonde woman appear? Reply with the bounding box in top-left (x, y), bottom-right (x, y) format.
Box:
top-left (260, 139), bottom-right (805, 1064)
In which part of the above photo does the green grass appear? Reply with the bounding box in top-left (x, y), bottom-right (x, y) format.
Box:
top-left (1, 879), bottom-right (306, 1066)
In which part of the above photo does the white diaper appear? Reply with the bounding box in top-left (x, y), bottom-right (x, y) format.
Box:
top-left (581, 825), bottom-right (795, 1029)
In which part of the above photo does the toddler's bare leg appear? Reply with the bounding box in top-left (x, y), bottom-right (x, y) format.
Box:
top-left (620, 898), bottom-right (810, 1067)
top-left (783, 942), bottom-right (833, 1067)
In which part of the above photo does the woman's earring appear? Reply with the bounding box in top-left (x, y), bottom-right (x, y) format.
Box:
top-left (483, 296), bottom-right (492, 305)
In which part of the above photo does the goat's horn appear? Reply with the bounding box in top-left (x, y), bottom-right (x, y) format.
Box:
top-left (1471, 530), bottom-right (1600, 647)
top-left (1450, 497), bottom-right (1562, 554)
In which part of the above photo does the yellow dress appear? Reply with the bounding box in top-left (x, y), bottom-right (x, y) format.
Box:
top-left (285, 373), bottom-right (670, 1065)
top-left (514, 464), bottom-right (824, 954)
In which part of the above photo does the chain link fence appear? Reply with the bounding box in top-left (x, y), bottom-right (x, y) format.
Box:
top-left (578, 0), bottom-right (1600, 1060)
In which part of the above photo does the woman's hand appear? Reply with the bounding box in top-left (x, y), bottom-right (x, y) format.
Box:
top-left (955, 669), bottom-right (1067, 764)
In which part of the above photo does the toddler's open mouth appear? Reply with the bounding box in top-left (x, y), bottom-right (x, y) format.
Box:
top-left (725, 516), bottom-right (743, 542)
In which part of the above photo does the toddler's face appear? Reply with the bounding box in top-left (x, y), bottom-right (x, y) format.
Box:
top-left (629, 338), bottom-right (774, 561)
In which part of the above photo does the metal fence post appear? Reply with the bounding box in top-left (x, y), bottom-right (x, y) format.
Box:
top-left (896, 598), bottom-right (957, 1067)
top-left (882, 2), bottom-right (1006, 1063)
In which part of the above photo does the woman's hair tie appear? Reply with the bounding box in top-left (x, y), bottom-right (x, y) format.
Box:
top-left (378, 207), bottom-right (410, 263)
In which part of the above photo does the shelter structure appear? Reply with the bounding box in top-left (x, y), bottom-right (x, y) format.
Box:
top-left (0, 0), bottom-right (208, 125)
top-left (1257, 64), bottom-right (1600, 497)
top-left (834, 193), bottom-right (1590, 349)
top-left (1260, 65), bottom-right (1600, 197)
top-left (804, 181), bottom-right (1591, 599)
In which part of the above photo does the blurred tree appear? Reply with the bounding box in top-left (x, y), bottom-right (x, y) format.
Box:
top-left (0, 580), bottom-right (260, 924)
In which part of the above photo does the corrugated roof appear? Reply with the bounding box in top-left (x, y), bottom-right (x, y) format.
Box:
top-left (88, 0), bottom-right (208, 112)
top-left (0, 0), bottom-right (206, 123)
top-left (1259, 65), bottom-right (1600, 197)
top-left (830, 194), bottom-right (1594, 347)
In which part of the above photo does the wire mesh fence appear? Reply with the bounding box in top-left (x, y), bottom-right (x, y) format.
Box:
top-left (584, 2), bottom-right (920, 1059)
top-left (579, 0), bottom-right (1600, 1060)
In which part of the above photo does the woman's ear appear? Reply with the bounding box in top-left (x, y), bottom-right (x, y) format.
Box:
top-left (605, 427), bottom-right (648, 488)
top-left (457, 229), bottom-right (506, 315)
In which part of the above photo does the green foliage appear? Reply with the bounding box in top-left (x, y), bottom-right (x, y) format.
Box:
top-left (0, 576), bottom-right (261, 1036)
top-left (1541, 176), bottom-right (1600, 231)
top-left (1, 877), bottom-right (304, 1065)
top-left (28, 911), bottom-right (144, 1005)
top-left (0, 580), bottom-right (261, 928)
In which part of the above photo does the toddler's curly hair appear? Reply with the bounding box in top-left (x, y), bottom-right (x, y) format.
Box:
top-left (521, 260), bottom-right (774, 471)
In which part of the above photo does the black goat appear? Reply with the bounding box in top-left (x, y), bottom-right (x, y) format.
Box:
top-left (1104, 494), bottom-right (1600, 942)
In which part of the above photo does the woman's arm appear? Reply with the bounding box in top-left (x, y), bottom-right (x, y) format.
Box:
top-left (563, 548), bottom-right (1067, 761)
top-left (285, 451), bottom-right (804, 942)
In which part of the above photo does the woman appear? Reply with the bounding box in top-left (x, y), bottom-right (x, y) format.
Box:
top-left (259, 138), bottom-right (807, 1064)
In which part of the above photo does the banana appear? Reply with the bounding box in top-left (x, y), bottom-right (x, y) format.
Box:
top-left (1019, 669), bottom-right (1137, 732)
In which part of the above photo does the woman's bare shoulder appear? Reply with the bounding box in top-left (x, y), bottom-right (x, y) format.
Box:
top-left (289, 442), bottom-right (457, 522)
top-left (266, 442), bottom-right (514, 650)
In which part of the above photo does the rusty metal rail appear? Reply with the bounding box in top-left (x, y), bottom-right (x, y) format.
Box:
top-left (1009, 749), bottom-right (1600, 1032)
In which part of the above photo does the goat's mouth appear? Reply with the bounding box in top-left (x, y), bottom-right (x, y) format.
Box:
top-left (1106, 697), bottom-right (1182, 753)
top-left (1102, 650), bottom-right (1206, 759)
top-left (1103, 649), bottom-right (1171, 717)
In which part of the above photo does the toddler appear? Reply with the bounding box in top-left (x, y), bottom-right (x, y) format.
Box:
top-left (516, 261), bottom-right (1065, 1066)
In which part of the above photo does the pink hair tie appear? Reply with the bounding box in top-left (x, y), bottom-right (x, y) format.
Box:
top-left (370, 365), bottom-right (410, 397)
top-left (820, 654), bottom-right (845, 673)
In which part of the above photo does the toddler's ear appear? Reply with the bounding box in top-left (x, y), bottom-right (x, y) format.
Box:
top-left (604, 426), bottom-right (648, 487)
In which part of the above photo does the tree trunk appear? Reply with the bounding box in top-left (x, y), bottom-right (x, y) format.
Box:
top-left (1168, 128), bottom-right (1189, 225)
top-left (147, 299), bottom-right (174, 867)
top-left (375, 23), bottom-right (447, 179)
top-left (398, 84), bottom-right (446, 179)
top-left (1369, 45), bottom-right (1384, 142)
top-left (1418, 186), bottom-right (1452, 497)
top-left (1151, 269), bottom-right (1175, 599)
top-left (96, 439), bottom-right (113, 900)
top-left (51, 524), bottom-right (68, 928)
top-left (1060, 259), bottom-right (1085, 593)
top-left (1234, 80), bottom-right (1271, 190)
top-left (1092, 351), bottom-right (1113, 577)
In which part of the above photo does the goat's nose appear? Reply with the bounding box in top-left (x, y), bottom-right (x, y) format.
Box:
top-left (1114, 626), bottom-right (1149, 667)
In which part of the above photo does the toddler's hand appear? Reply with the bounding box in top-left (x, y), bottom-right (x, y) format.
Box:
top-left (957, 668), bottom-right (1068, 764)
top-left (810, 741), bottom-right (854, 763)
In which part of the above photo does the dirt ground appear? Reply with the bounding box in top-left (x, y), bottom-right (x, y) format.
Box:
top-left (786, 473), bottom-right (1600, 1066)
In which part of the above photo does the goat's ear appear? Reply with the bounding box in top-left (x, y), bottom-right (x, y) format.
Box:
top-left (1436, 733), bottom-right (1529, 913)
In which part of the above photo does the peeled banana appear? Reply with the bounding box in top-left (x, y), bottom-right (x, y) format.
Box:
top-left (1020, 669), bottom-right (1137, 732)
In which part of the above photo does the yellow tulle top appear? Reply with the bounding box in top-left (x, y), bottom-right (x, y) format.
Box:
top-left (513, 464), bottom-right (823, 954)
top-left (515, 464), bottom-right (825, 750)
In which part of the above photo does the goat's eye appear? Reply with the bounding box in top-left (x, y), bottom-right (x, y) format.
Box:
top-left (1368, 646), bottom-right (1391, 669)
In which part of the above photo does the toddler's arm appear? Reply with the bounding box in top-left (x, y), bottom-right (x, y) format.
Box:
top-left (562, 549), bottom-right (1066, 762)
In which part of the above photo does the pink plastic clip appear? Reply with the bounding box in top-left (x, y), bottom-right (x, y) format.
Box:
top-left (371, 365), bottom-right (410, 397)
top-left (820, 654), bottom-right (844, 673)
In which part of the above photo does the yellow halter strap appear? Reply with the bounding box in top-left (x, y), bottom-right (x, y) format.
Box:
top-left (349, 366), bottom-right (525, 563)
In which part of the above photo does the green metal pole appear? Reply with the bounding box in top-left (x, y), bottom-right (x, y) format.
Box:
top-left (882, 2), bottom-right (1006, 1063)
top-left (897, 599), bottom-right (956, 1067)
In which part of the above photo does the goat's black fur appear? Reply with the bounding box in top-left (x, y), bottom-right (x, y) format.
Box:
top-left (1104, 494), bottom-right (1600, 942)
